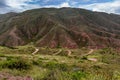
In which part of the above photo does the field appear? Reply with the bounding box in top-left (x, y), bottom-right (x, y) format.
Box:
top-left (0, 45), bottom-right (120, 80)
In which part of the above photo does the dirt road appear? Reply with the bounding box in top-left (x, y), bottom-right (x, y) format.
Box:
top-left (32, 48), bottom-right (39, 55)
top-left (67, 50), bottom-right (72, 56)
top-left (84, 49), bottom-right (94, 56)
top-left (85, 49), bottom-right (98, 62)
top-left (54, 49), bottom-right (62, 55)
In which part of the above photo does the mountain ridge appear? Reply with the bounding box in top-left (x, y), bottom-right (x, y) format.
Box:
top-left (0, 8), bottom-right (120, 49)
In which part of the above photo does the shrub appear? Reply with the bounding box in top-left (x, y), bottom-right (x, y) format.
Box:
top-left (32, 59), bottom-right (68, 71)
top-left (0, 53), bottom-right (5, 57)
top-left (92, 65), bottom-right (101, 70)
top-left (32, 59), bottom-right (43, 66)
top-left (1, 58), bottom-right (32, 70)
top-left (99, 48), bottom-right (116, 55)
top-left (43, 61), bottom-right (68, 71)
top-left (41, 69), bottom-right (69, 80)
top-left (71, 71), bottom-right (87, 80)
top-left (113, 71), bottom-right (120, 80)
top-left (81, 56), bottom-right (88, 60)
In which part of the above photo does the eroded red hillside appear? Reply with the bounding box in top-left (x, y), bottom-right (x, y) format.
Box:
top-left (0, 8), bottom-right (120, 49)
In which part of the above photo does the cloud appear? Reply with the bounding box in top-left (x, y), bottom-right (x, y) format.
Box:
top-left (0, 0), bottom-right (9, 7)
top-left (59, 2), bottom-right (70, 7)
top-left (0, 0), bottom-right (120, 14)
top-left (0, 0), bottom-right (12, 13)
top-left (79, 0), bottom-right (120, 14)
top-left (0, 0), bottom-right (70, 13)
top-left (0, 0), bottom-right (38, 13)
top-left (83, 0), bottom-right (89, 1)
top-left (6, 0), bottom-right (40, 11)
top-left (40, 2), bottom-right (70, 8)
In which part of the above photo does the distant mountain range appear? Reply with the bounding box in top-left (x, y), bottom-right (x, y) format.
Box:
top-left (0, 8), bottom-right (120, 49)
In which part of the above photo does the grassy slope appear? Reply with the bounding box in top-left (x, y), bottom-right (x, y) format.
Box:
top-left (0, 45), bottom-right (120, 80)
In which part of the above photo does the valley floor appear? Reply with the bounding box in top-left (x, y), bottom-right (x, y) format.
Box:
top-left (0, 45), bottom-right (120, 80)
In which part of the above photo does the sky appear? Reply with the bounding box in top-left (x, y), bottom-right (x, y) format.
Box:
top-left (0, 0), bottom-right (120, 14)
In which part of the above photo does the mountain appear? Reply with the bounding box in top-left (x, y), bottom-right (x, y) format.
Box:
top-left (0, 8), bottom-right (120, 49)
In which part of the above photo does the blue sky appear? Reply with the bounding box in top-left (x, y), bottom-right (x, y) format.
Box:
top-left (0, 0), bottom-right (120, 14)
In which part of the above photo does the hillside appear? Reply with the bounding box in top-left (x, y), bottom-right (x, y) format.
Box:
top-left (0, 46), bottom-right (120, 80)
top-left (0, 8), bottom-right (120, 49)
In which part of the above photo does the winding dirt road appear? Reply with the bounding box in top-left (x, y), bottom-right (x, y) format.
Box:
top-left (87, 49), bottom-right (94, 55)
top-left (84, 49), bottom-right (94, 56)
top-left (85, 49), bottom-right (98, 62)
top-left (88, 58), bottom-right (97, 62)
top-left (67, 50), bottom-right (72, 56)
top-left (32, 48), bottom-right (39, 55)
top-left (54, 49), bottom-right (62, 55)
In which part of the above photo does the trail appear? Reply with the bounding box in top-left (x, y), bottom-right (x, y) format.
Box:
top-left (32, 48), bottom-right (39, 55)
top-left (87, 49), bottom-right (94, 55)
top-left (67, 50), bottom-right (72, 56)
top-left (54, 49), bottom-right (62, 55)
top-left (67, 49), bottom-right (93, 57)
top-left (88, 58), bottom-right (97, 62)
top-left (84, 49), bottom-right (94, 56)
top-left (83, 49), bottom-right (98, 62)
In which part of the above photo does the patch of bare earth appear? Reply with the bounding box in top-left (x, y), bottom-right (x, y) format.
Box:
top-left (88, 58), bottom-right (98, 62)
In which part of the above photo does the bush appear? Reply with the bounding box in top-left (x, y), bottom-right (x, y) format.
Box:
top-left (0, 58), bottom-right (32, 70)
top-left (71, 71), bottom-right (87, 80)
top-left (42, 70), bottom-right (87, 80)
top-left (33, 59), bottom-right (69, 71)
top-left (44, 61), bottom-right (68, 71)
top-left (81, 56), bottom-right (87, 60)
top-left (41, 69), bottom-right (70, 80)
top-left (99, 48), bottom-right (116, 54)
top-left (32, 58), bottom-right (43, 66)
top-left (0, 53), bottom-right (5, 57)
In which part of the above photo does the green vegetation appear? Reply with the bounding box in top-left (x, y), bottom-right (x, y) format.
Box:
top-left (0, 46), bottom-right (120, 80)
top-left (0, 58), bottom-right (32, 70)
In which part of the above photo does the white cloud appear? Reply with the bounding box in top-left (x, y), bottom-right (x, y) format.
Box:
top-left (0, 0), bottom-right (120, 14)
top-left (4, 0), bottom-right (41, 12)
top-left (37, 2), bottom-right (70, 8)
top-left (3, 0), bottom-right (70, 12)
top-left (6, 0), bottom-right (31, 8)
top-left (60, 2), bottom-right (70, 7)
top-left (82, 0), bottom-right (91, 2)
top-left (0, 7), bottom-right (12, 14)
top-left (79, 0), bottom-right (120, 14)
